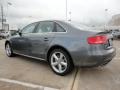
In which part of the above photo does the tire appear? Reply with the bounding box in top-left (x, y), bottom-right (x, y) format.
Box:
top-left (49, 49), bottom-right (74, 76)
top-left (100, 60), bottom-right (112, 66)
top-left (5, 43), bottom-right (14, 57)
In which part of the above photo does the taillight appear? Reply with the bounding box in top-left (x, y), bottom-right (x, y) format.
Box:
top-left (87, 35), bottom-right (108, 44)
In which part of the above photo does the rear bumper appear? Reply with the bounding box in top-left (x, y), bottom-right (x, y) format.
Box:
top-left (73, 47), bottom-right (116, 67)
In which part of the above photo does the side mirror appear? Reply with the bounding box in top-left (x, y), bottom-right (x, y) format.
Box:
top-left (18, 31), bottom-right (22, 36)
top-left (17, 29), bottom-right (22, 36)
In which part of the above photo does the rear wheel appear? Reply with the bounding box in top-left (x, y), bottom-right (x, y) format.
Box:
top-left (49, 49), bottom-right (74, 76)
top-left (5, 43), bottom-right (14, 57)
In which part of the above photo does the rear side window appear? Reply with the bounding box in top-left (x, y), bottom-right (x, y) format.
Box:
top-left (36, 21), bottom-right (54, 33)
top-left (56, 24), bottom-right (66, 32)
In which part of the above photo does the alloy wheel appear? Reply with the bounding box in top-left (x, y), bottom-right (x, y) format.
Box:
top-left (50, 52), bottom-right (68, 73)
top-left (5, 43), bottom-right (12, 56)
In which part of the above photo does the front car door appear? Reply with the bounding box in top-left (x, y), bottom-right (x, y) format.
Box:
top-left (11, 22), bottom-right (38, 55)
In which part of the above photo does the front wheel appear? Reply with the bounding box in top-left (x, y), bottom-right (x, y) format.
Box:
top-left (49, 49), bottom-right (74, 76)
top-left (5, 43), bottom-right (14, 57)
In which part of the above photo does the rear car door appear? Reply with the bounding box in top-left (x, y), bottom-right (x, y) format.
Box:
top-left (12, 22), bottom-right (38, 55)
top-left (29, 21), bottom-right (55, 59)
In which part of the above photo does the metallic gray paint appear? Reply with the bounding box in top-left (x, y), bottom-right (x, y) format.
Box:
top-left (5, 20), bottom-right (116, 67)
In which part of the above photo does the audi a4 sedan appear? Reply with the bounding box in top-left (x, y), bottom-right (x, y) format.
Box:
top-left (5, 20), bottom-right (116, 75)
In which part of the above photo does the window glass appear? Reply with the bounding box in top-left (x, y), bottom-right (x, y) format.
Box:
top-left (36, 22), bottom-right (54, 33)
top-left (22, 23), bottom-right (37, 34)
top-left (56, 24), bottom-right (65, 32)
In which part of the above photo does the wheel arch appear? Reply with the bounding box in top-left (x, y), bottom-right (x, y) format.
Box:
top-left (5, 40), bottom-right (13, 50)
top-left (5, 40), bottom-right (11, 47)
top-left (46, 45), bottom-right (74, 66)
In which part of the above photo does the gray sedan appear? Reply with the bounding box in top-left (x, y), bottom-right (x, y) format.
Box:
top-left (5, 20), bottom-right (116, 75)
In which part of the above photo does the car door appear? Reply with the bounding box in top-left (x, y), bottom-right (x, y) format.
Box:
top-left (11, 22), bottom-right (38, 55)
top-left (29, 21), bottom-right (55, 59)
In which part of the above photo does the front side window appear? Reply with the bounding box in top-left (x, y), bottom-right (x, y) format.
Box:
top-left (21, 23), bottom-right (37, 34)
top-left (36, 21), bottom-right (54, 33)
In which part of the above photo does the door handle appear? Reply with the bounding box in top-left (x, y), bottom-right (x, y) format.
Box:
top-left (44, 37), bottom-right (49, 41)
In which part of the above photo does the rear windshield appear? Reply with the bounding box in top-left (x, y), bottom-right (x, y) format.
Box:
top-left (68, 22), bottom-right (89, 30)
top-left (67, 21), bottom-right (102, 32)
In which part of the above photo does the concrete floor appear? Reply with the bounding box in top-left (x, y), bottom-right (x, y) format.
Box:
top-left (0, 39), bottom-right (120, 90)
top-left (0, 81), bottom-right (41, 90)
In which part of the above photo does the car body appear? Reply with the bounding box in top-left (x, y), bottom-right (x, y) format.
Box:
top-left (5, 20), bottom-right (116, 75)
